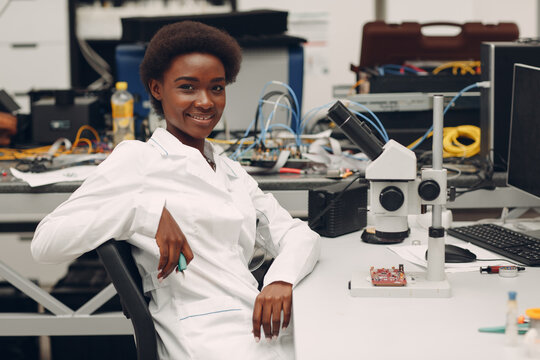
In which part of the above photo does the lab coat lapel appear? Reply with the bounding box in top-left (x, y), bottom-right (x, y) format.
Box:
top-left (149, 129), bottom-right (230, 194)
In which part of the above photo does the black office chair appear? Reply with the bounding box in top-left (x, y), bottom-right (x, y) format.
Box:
top-left (96, 239), bottom-right (159, 360)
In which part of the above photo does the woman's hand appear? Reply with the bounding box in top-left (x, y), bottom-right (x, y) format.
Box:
top-left (155, 207), bottom-right (193, 280)
top-left (252, 281), bottom-right (292, 342)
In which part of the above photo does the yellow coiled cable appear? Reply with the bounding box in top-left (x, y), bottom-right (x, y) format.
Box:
top-left (407, 125), bottom-right (481, 158)
top-left (432, 61), bottom-right (481, 75)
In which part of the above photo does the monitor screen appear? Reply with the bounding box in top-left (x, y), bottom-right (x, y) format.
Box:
top-left (507, 64), bottom-right (540, 199)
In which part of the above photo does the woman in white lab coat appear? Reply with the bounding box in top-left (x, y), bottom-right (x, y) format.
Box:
top-left (31, 21), bottom-right (320, 359)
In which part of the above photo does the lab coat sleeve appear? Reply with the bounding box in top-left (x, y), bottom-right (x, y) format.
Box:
top-left (237, 165), bottom-right (320, 289)
top-left (31, 141), bottom-right (165, 264)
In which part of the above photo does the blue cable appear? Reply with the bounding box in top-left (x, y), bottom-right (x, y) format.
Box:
top-left (257, 98), bottom-right (298, 126)
top-left (257, 81), bottom-right (303, 146)
top-left (350, 110), bottom-right (388, 143)
top-left (258, 97), bottom-right (301, 147)
top-left (347, 101), bottom-right (389, 142)
top-left (299, 102), bottom-right (335, 135)
top-left (233, 140), bottom-right (258, 161)
top-left (380, 64), bottom-right (419, 75)
top-left (230, 115), bottom-right (259, 160)
top-left (409, 82), bottom-right (480, 150)
top-left (383, 69), bottom-right (405, 76)
top-left (267, 123), bottom-right (296, 135)
top-left (258, 81), bottom-right (300, 130)
top-left (298, 101), bottom-right (389, 143)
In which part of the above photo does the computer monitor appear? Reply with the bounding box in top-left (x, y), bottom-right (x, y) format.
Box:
top-left (507, 63), bottom-right (540, 199)
top-left (480, 42), bottom-right (540, 170)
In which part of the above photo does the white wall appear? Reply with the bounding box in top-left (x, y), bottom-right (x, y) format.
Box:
top-left (386, 0), bottom-right (537, 37)
top-left (239, 0), bottom-right (538, 113)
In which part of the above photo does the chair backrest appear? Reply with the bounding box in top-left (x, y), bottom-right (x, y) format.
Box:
top-left (96, 239), bottom-right (158, 360)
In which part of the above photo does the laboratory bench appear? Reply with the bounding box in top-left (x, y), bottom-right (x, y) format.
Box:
top-left (292, 225), bottom-right (540, 360)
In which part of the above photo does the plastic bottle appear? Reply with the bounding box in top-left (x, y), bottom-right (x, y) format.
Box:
top-left (505, 291), bottom-right (519, 346)
top-left (111, 81), bottom-right (135, 146)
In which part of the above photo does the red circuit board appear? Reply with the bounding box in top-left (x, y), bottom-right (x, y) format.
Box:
top-left (370, 265), bottom-right (407, 286)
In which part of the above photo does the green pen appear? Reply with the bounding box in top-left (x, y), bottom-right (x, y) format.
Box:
top-left (478, 323), bottom-right (529, 334)
top-left (178, 253), bottom-right (187, 272)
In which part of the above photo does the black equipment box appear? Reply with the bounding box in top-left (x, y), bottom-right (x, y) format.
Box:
top-left (308, 180), bottom-right (368, 238)
top-left (32, 95), bottom-right (101, 144)
top-left (368, 74), bottom-right (481, 94)
top-left (480, 41), bottom-right (540, 170)
top-left (121, 9), bottom-right (289, 42)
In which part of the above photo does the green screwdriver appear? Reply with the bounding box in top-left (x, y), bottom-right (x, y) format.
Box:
top-left (178, 253), bottom-right (187, 272)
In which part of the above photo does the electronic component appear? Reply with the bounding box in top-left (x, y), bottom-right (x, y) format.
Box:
top-left (370, 265), bottom-right (407, 287)
top-left (239, 146), bottom-right (309, 169)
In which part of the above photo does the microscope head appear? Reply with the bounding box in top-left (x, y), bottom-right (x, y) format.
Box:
top-left (327, 101), bottom-right (419, 244)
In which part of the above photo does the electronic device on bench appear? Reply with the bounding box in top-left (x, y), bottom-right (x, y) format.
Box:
top-left (479, 42), bottom-right (540, 170)
top-left (448, 64), bottom-right (540, 266)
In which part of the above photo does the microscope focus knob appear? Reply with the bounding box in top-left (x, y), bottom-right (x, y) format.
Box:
top-left (418, 180), bottom-right (440, 201)
top-left (379, 186), bottom-right (404, 211)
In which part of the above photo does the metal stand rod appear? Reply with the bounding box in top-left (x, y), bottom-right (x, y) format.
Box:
top-left (427, 95), bottom-right (445, 281)
top-left (432, 95), bottom-right (444, 171)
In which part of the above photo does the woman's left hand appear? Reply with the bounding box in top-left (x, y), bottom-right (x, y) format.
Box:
top-left (252, 281), bottom-right (292, 342)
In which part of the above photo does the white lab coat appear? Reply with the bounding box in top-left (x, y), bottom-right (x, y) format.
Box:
top-left (32, 128), bottom-right (320, 360)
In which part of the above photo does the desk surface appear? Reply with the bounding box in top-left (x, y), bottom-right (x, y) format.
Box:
top-left (0, 171), bottom-right (339, 193)
top-left (293, 227), bottom-right (540, 360)
top-left (0, 158), bottom-right (508, 193)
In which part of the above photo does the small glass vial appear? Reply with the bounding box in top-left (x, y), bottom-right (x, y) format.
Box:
top-left (505, 291), bottom-right (519, 346)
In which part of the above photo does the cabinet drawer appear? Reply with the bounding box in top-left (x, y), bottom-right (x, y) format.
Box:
top-left (0, 0), bottom-right (68, 43)
top-left (0, 43), bottom-right (70, 92)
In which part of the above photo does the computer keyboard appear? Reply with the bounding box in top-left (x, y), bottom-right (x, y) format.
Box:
top-left (447, 223), bottom-right (540, 266)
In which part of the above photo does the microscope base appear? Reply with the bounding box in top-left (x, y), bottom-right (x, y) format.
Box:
top-left (349, 271), bottom-right (451, 298)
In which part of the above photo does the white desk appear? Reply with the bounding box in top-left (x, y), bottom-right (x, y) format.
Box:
top-left (293, 226), bottom-right (540, 360)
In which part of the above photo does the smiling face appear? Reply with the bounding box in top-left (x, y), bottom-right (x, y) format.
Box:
top-left (149, 53), bottom-right (226, 151)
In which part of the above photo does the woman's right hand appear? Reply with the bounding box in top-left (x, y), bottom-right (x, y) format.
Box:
top-left (155, 207), bottom-right (194, 280)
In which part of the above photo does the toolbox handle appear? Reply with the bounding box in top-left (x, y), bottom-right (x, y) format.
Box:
top-left (421, 22), bottom-right (463, 29)
top-left (420, 22), bottom-right (463, 37)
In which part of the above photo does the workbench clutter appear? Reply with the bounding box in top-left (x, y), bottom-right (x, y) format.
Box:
top-left (351, 20), bottom-right (519, 94)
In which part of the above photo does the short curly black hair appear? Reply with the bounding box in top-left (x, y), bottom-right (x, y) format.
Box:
top-left (140, 20), bottom-right (242, 117)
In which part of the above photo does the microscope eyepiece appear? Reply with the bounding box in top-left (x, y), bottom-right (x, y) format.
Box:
top-left (327, 101), bottom-right (384, 160)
